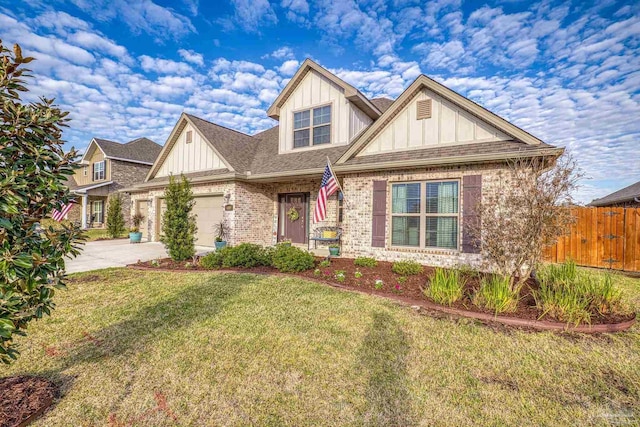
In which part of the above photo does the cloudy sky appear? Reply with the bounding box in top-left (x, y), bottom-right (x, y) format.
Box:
top-left (2, 0), bottom-right (638, 203)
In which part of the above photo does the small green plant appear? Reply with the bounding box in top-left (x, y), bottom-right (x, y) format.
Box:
top-left (214, 220), bottom-right (229, 242)
top-left (455, 263), bottom-right (479, 279)
top-left (354, 256), bottom-right (378, 268)
top-left (314, 268), bottom-right (322, 277)
top-left (393, 283), bottom-right (402, 294)
top-left (334, 270), bottom-right (346, 282)
top-left (374, 279), bottom-right (384, 290)
top-left (106, 193), bottom-right (126, 238)
top-left (392, 260), bottom-right (423, 276)
top-left (354, 270), bottom-right (363, 279)
top-left (424, 268), bottom-right (464, 306)
top-left (473, 274), bottom-right (520, 314)
top-left (271, 245), bottom-right (315, 273)
top-left (319, 259), bottom-right (331, 268)
top-left (184, 261), bottom-right (194, 269)
top-left (150, 259), bottom-right (160, 267)
top-left (397, 276), bottom-right (407, 284)
top-left (329, 243), bottom-right (340, 248)
top-left (130, 212), bottom-right (145, 233)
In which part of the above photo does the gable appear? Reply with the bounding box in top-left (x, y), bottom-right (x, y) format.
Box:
top-left (277, 69), bottom-right (373, 153)
top-left (154, 121), bottom-right (226, 178)
top-left (359, 88), bottom-right (509, 156)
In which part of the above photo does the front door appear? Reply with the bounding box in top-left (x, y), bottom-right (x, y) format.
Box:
top-left (278, 193), bottom-right (308, 244)
top-left (136, 200), bottom-right (149, 240)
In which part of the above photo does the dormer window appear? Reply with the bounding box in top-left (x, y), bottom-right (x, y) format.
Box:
top-left (293, 104), bottom-right (331, 148)
top-left (93, 160), bottom-right (105, 181)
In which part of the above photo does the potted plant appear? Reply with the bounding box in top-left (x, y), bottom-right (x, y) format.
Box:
top-left (129, 213), bottom-right (145, 243)
top-left (328, 243), bottom-right (340, 256)
top-left (214, 220), bottom-right (229, 250)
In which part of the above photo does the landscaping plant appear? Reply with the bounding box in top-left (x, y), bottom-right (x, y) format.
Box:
top-left (220, 243), bottom-right (271, 268)
top-left (271, 245), bottom-right (315, 273)
top-left (334, 270), bottom-right (346, 282)
top-left (161, 175), bottom-right (197, 261)
top-left (473, 274), bottom-right (520, 314)
top-left (392, 260), bottom-right (423, 276)
top-left (105, 194), bottom-right (126, 238)
top-left (319, 259), bottom-right (331, 268)
top-left (469, 155), bottom-right (581, 289)
top-left (0, 42), bottom-right (83, 363)
top-left (424, 268), bottom-right (464, 306)
top-left (354, 256), bottom-right (378, 268)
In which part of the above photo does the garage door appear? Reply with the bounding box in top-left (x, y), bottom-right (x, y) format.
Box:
top-left (156, 195), bottom-right (224, 247)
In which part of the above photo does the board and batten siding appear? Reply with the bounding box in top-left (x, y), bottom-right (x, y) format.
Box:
top-left (75, 144), bottom-right (110, 186)
top-left (359, 88), bottom-right (510, 156)
top-left (156, 123), bottom-right (225, 177)
top-left (278, 70), bottom-right (372, 153)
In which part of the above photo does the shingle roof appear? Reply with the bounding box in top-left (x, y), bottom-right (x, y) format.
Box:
top-left (343, 140), bottom-right (557, 166)
top-left (185, 114), bottom-right (259, 172)
top-left (370, 97), bottom-right (394, 113)
top-left (590, 180), bottom-right (640, 206)
top-left (94, 137), bottom-right (162, 164)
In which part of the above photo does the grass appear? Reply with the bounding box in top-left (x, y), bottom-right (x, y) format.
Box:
top-left (424, 267), bottom-right (465, 306)
top-left (83, 228), bottom-right (127, 241)
top-left (4, 268), bottom-right (640, 426)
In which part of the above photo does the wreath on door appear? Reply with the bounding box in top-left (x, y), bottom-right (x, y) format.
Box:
top-left (287, 207), bottom-right (300, 222)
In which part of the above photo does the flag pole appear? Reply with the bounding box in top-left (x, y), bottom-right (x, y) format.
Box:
top-left (326, 156), bottom-right (344, 194)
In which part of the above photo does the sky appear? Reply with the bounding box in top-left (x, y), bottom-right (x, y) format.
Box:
top-left (1, 0), bottom-right (638, 204)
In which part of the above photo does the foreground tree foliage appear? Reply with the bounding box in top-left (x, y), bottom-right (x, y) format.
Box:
top-left (472, 154), bottom-right (580, 288)
top-left (0, 41), bottom-right (83, 363)
top-left (161, 174), bottom-right (197, 261)
top-left (106, 194), bottom-right (125, 238)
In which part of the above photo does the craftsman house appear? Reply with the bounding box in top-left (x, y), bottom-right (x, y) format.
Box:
top-left (125, 59), bottom-right (562, 266)
top-left (65, 137), bottom-right (162, 229)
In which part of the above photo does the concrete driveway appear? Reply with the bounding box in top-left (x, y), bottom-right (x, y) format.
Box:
top-left (65, 239), bottom-right (168, 274)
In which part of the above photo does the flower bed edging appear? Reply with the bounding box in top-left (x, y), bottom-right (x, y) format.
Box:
top-left (126, 265), bottom-right (636, 333)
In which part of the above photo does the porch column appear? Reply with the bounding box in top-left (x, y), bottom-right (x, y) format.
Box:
top-left (81, 194), bottom-right (88, 229)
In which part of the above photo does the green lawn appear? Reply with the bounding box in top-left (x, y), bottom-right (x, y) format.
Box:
top-left (83, 228), bottom-right (127, 241)
top-left (5, 269), bottom-right (640, 426)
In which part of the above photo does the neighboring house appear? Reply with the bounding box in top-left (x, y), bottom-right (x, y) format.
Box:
top-left (65, 137), bottom-right (162, 229)
top-left (125, 59), bottom-right (562, 266)
top-left (589, 180), bottom-right (640, 208)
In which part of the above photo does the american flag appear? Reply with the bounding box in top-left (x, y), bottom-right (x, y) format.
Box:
top-left (313, 163), bottom-right (339, 223)
top-left (52, 201), bottom-right (74, 222)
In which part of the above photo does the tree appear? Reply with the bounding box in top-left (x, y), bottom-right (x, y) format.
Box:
top-left (106, 194), bottom-right (125, 238)
top-left (161, 174), bottom-right (197, 261)
top-left (470, 154), bottom-right (580, 289)
top-left (0, 41), bottom-right (83, 363)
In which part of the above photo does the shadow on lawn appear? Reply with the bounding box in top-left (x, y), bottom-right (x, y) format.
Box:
top-left (358, 311), bottom-right (414, 426)
top-left (45, 273), bottom-right (254, 380)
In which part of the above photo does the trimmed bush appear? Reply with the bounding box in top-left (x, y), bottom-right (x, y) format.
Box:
top-left (354, 256), bottom-right (378, 268)
top-left (392, 260), bottom-right (423, 276)
top-left (161, 175), bottom-right (197, 261)
top-left (424, 268), bottom-right (464, 306)
top-left (199, 248), bottom-right (229, 269)
top-left (221, 243), bottom-right (270, 268)
top-left (272, 245), bottom-right (315, 273)
top-left (473, 274), bottom-right (519, 314)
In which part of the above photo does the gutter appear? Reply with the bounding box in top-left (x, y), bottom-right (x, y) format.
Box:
top-left (71, 181), bottom-right (114, 193)
top-left (120, 173), bottom-right (241, 192)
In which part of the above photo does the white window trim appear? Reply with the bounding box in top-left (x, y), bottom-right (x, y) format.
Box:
top-left (93, 160), bottom-right (105, 181)
top-left (93, 200), bottom-right (104, 223)
top-left (388, 179), bottom-right (461, 251)
top-left (292, 103), bottom-right (332, 149)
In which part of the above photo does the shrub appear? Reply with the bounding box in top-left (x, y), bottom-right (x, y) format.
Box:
top-left (319, 259), bottom-right (331, 268)
top-left (271, 245), bottom-right (315, 273)
top-left (106, 194), bottom-right (126, 238)
top-left (473, 274), bottom-right (520, 314)
top-left (221, 243), bottom-right (270, 268)
top-left (534, 260), bottom-right (627, 325)
top-left (392, 260), bottom-right (423, 276)
top-left (374, 279), bottom-right (384, 290)
top-left (161, 175), bottom-right (197, 261)
top-left (0, 42), bottom-right (83, 363)
top-left (354, 257), bottom-right (378, 268)
top-left (424, 268), bottom-right (464, 306)
top-left (200, 248), bottom-right (229, 269)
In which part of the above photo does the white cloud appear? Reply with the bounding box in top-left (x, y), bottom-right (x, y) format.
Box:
top-left (178, 49), bottom-right (204, 66)
top-left (264, 47), bottom-right (295, 60)
top-left (139, 55), bottom-right (193, 75)
top-left (278, 59), bottom-right (300, 76)
top-left (222, 0), bottom-right (278, 32)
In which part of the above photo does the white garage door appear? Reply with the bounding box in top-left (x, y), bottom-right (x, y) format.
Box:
top-left (156, 195), bottom-right (224, 247)
top-left (193, 195), bottom-right (224, 247)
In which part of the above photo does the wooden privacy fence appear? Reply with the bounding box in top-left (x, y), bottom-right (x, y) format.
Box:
top-left (543, 207), bottom-right (640, 272)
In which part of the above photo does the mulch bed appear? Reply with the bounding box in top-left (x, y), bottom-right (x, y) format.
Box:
top-left (0, 376), bottom-right (58, 427)
top-left (131, 257), bottom-right (635, 328)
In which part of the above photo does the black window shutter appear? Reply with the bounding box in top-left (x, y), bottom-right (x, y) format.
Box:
top-left (103, 160), bottom-right (107, 180)
top-left (92, 163), bottom-right (95, 181)
top-left (462, 175), bottom-right (482, 253)
top-left (371, 180), bottom-right (387, 247)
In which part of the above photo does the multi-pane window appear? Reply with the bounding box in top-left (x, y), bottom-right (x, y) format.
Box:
top-left (93, 200), bottom-right (104, 223)
top-left (293, 105), bottom-right (331, 148)
top-left (93, 160), bottom-right (105, 181)
top-left (391, 181), bottom-right (459, 249)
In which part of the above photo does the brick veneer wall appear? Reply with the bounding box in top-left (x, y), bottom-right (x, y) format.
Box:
top-left (340, 162), bottom-right (513, 269)
top-left (109, 160), bottom-right (154, 227)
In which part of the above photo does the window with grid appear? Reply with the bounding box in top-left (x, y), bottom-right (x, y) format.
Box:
top-left (293, 105), bottom-right (331, 148)
top-left (390, 181), bottom-right (459, 249)
top-left (93, 160), bottom-right (105, 181)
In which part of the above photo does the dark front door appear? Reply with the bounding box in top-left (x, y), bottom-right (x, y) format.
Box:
top-left (278, 193), bottom-right (309, 244)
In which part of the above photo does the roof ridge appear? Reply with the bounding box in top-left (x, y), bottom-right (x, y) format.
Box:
top-left (185, 113), bottom-right (255, 140)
